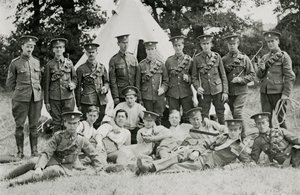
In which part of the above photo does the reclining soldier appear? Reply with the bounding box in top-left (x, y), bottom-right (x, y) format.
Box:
top-left (250, 112), bottom-right (300, 167)
top-left (137, 118), bottom-right (254, 174)
top-left (2, 111), bottom-right (106, 186)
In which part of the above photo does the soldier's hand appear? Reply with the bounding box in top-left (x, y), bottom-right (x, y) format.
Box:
top-left (183, 74), bottom-right (189, 82)
top-left (143, 135), bottom-right (154, 143)
top-left (101, 86), bottom-right (108, 94)
top-left (157, 87), bottom-right (164, 96)
top-left (33, 167), bottom-right (43, 179)
top-left (197, 87), bottom-right (204, 96)
top-left (221, 93), bottom-right (228, 103)
top-left (45, 103), bottom-right (51, 112)
top-left (189, 151), bottom-right (200, 161)
top-left (114, 98), bottom-right (120, 106)
top-left (281, 94), bottom-right (289, 100)
top-left (257, 57), bottom-right (265, 70)
top-left (68, 82), bottom-right (76, 90)
top-left (231, 77), bottom-right (243, 83)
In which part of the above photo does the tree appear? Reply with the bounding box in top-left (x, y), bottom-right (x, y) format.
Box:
top-left (141, 0), bottom-right (251, 55)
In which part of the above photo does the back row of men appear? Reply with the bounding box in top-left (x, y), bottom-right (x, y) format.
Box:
top-left (6, 30), bottom-right (295, 159)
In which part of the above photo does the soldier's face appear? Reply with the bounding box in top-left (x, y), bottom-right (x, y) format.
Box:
top-left (21, 43), bottom-right (35, 56)
top-left (53, 44), bottom-right (65, 57)
top-left (228, 126), bottom-right (242, 140)
top-left (255, 119), bottom-right (270, 134)
top-left (173, 42), bottom-right (184, 54)
top-left (86, 49), bottom-right (98, 61)
top-left (169, 112), bottom-right (181, 127)
top-left (189, 113), bottom-right (202, 129)
top-left (227, 41), bottom-right (239, 52)
top-left (200, 42), bottom-right (212, 52)
top-left (266, 39), bottom-right (279, 50)
top-left (115, 112), bottom-right (127, 127)
top-left (146, 46), bottom-right (157, 59)
top-left (144, 119), bottom-right (155, 129)
top-left (125, 95), bottom-right (137, 107)
top-left (118, 41), bottom-right (128, 52)
top-left (64, 120), bottom-right (80, 132)
top-left (86, 111), bottom-right (99, 125)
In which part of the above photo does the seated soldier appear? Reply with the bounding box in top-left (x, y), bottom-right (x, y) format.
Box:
top-left (250, 112), bottom-right (300, 167)
top-left (136, 110), bottom-right (171, 155)
top-left (112, 86), bottom-right (146, 144)
top-left (136, 117), bottom-right (254, 174)
top-left (1, 111), bottom-right (106, 186)
top-left (157, 109), bottom-right (226, 159)
top-left (95, 109), bottom-right (131, 164)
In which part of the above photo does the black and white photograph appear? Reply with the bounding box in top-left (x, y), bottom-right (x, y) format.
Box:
top-left (0, 0), bottom-right (300, 194)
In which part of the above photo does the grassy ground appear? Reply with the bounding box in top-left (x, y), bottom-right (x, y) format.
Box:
top-left (0, 167), bottom-right (299, 195)
top-left (1, 86), bottom-right (300, 194)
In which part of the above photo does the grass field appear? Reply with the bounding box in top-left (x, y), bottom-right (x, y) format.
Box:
top-left (1, 86), bottom-right (300, 194)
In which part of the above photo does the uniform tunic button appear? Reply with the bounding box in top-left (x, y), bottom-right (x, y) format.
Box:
top-left (266, 77), bottom-right (269, 79)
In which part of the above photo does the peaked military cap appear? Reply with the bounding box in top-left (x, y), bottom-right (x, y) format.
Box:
top-left (122, 86), bottom-right (139, 96)
top-left (143, 110), bottom-right (159, 121)
top-left (197, 34), bottom-right (213, 43)
top-left (144, 41), bottom-right (158, 48)
top-left (263, 31), bottom-right (281, 41)
top-left (225, 119), bottom-right (244, 128)
top-left (186, 107), bottom-right (202, 118)
top-left (50, 38), bottom-right (68, 47)
top-left (84, 43), bottom-right (100, 51)
top-left (169, 35), bottom-right (185, 44)
top-left (62, 111), bottom-right (82, 121)
top-left (250, 112), bottom-right (271, 122)
top-left (20, 35), bottom-right (38, 45)
top-left (223, 33), bottom-right (240, 43)
top-left (116, 34), bottom-right (130, 42)
top-left (87, 105), bottom-right (100, 113)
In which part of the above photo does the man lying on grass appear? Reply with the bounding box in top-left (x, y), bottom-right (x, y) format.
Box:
top-left (136, 117), bottom-right (254, 174)
top-left (1, 111), bottom-right (106, 186)
top-left (250, 112), bottom-right (300, 167)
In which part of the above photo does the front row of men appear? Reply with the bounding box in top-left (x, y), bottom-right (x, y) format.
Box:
top-left (2, 107), bottom-right (300, 185)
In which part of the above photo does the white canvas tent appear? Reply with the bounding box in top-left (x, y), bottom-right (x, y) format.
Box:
top-left (41, 0), bottom-right (174, 117)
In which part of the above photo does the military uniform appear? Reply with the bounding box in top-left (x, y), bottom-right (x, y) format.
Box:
top-left (222, 34), bottom-right (255, 121)
top-left (257, 31), bottom-right (295, 128)
top-left (192, 35), bottom-right (228, 124)
top-left (6, 35), bottom-right (42, 158)
top-left (75, 43), bottom-right (109, 128)
top-left (137, 119), bottom-right (253, 173)
top-left (3, 112), bottom-right (106, 185)
top-left (136, 41), bottom-right (169, 120)
top-left (165, 35), bottom-right (194, 122)
top-left (109, 34), bottom-right (139, 104)
top-left (44, 38), bottom-right (77, 131)
top-left (250, 113), bottom-right (300, 167)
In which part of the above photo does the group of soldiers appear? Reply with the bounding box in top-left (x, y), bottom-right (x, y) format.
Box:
top-left (2, 29), bottom-right (300, 186)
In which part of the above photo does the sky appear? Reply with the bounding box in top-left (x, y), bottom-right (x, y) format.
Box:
top-left (0, 0), bottom-right (279, 36)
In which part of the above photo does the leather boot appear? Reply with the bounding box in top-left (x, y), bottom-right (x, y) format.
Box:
top-left (29, 133), bottom-right (38, 157)
top-left (15, 134), bottom-right (24, 159)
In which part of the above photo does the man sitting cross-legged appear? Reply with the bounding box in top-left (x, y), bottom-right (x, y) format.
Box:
top-left (250, 112), bottom-right (300, 167)
top-left (2, 111), bottom-right (106, 186)
top-left (137, 118), bottom-right (254, 174)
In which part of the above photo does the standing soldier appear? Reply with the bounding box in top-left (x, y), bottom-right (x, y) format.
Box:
top-left (6, 35), bottom-right (42, 158)
top-left (165, 35), bottom-right (194, 122)
top-left (136, 41), bottom-right (169, 124)
top-left (44, 38), bottom-right (77, 132)
top-left (192, 34), bottom-right (228, 124)
top-left (75, 43), bottom-right (109, 128)
top-left (109, 34), bottom-right (139, 106)
top-left (257, 31), bottom-right (295, 128)
top-left (222, 34), bottom-right (255, 136)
